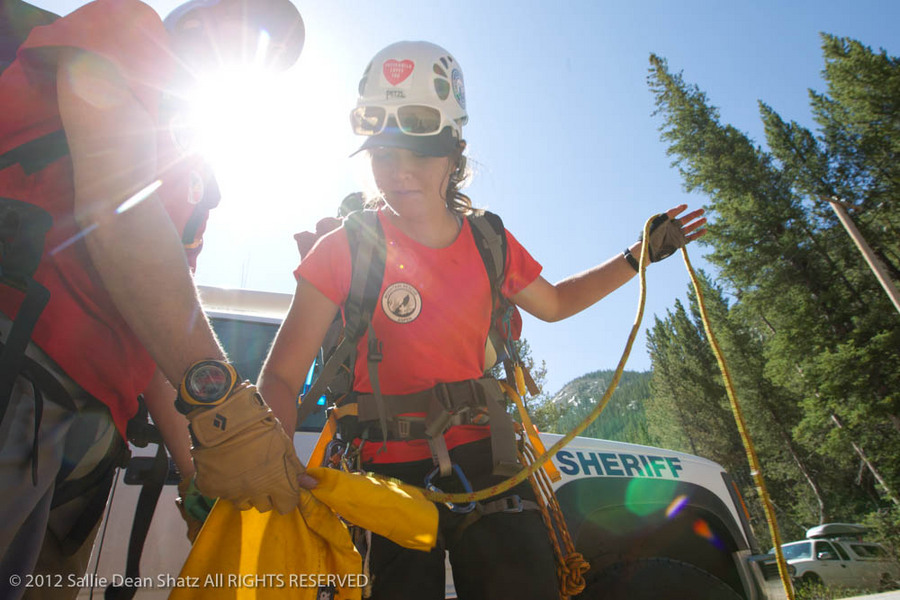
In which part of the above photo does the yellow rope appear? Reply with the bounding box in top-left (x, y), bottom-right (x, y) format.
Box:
top-left (416, 215), bottom-right (794, 600)
top-left (422, 218), bottom-right (654, 505)
top-left (682, 249), bottom-right (795, 600)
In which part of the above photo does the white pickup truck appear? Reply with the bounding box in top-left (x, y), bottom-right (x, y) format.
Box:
top-left (775, 523), bottom-right (900, 592)
top-left (78, 286), bottom-right (787, 600)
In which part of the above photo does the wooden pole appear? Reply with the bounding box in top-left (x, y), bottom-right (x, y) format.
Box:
top-left (826, 197), bottom-right (900, 316)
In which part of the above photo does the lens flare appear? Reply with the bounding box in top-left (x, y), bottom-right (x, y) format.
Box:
top-left (665, 494), bottom-right (689, 519)
top-left (624, 478), bottom-right (677, 516)
top-left (693, 518), bottom-right (725, 550)
top-left (116, 180), bottom-right (163, 214)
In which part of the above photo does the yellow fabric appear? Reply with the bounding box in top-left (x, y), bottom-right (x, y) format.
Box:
top-left (307, 414), bottom-right (337, 468)
top-left (170, 467), bottom-right (437, 599)
top-left (170, 493), bottom-right (362, 600)
top-left (307, 467), bottom-right (438, 552)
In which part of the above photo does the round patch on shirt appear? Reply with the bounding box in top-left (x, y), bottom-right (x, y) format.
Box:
top-left (188, 170), bottom-right (205, 205)
top-left (382, 282), bottom-right (421, 324)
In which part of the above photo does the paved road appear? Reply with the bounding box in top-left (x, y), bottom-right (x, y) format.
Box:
top-left (842, 592), bottom-right (900, 600)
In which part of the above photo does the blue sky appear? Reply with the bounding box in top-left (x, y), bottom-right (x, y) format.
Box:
top-left (38, 0), bottom-right (899, 395)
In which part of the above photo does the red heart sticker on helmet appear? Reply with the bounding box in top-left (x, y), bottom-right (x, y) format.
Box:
top-left (383, 59), bottom-right (414, 85)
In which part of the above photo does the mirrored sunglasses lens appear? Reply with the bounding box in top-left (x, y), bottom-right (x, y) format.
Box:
top-left (396, 105), bottom-right (442, 135)
top-left (352, 106), bottom-right (387, 135)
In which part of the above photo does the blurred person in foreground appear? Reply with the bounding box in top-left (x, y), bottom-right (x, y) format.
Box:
top-left (0, 0), bottom-right (308, 597)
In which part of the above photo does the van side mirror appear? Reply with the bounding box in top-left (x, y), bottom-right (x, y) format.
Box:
top-left (817, 551), bottom-right (836, 561)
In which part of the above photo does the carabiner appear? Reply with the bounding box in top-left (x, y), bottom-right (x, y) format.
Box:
top-left (424, 463), bottom-right (476, 514)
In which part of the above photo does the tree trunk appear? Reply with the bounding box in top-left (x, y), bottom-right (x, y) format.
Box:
top-left (832, 414), bottom-right (900, 507)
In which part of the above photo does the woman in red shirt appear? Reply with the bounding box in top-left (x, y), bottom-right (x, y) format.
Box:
top-left (260, 40), bottom-right (705, 600)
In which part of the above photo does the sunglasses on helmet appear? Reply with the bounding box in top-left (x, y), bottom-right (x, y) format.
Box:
top-left (351, 104), bottom-right (462, 137)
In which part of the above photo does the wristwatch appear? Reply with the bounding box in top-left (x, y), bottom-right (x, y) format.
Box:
top-left (175, 360), bottom-right (240, 414)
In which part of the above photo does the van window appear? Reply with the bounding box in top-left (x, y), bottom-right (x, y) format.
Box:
top-left (833, 542), bottom-right (850, 561)
top-left (814, 541), bottom-right (838, 560)
top-left (850, 544), bottom-right (887, 559)
top-left (781, 542), bottom-right (812, 560)
top-left (209, 316), bottom-right (278, 383)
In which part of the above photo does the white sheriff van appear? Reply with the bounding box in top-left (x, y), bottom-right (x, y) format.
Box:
top-left (78, 286), bottom-right (787, 600)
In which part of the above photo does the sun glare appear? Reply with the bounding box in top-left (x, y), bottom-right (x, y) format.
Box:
top-left (184, 49), bottom-right (361, 291)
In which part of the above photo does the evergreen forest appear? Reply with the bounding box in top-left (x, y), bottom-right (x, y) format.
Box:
top-left (530, 34), bottom-right (900, 553)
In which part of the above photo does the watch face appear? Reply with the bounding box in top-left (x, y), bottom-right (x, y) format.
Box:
top-left (186, 362), bottom-right (234, 403)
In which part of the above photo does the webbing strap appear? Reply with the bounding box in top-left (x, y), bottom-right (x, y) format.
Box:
top-left (0, 129), bottom-right (69, 175)
top-left (428, 434), bottom-right (452, 477)
top-left (483, 385), bottom-right (521, 477)
top-left (0, 277), bottom-right (50, 422)
top-left (297, 210), bottom-right (385, 428)
top-left (365, 321), bottom-right (388, 448)
top-left (468, 213), bottom-right (505, 288)
top-left (297, 335), bottom-right (355, 427)
top-left (105, 442), bottom-right (167, 600)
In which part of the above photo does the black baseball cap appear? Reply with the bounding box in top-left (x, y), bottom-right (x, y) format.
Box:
top-left (351, 126), bottom-right (458, 158)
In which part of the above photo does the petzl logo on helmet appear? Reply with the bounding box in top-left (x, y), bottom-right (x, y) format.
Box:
top-left (383, 59), bottom-right (414, 85)
top-left (382, 282), bottom-right (421, 324)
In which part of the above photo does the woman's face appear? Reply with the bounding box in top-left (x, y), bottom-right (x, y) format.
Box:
top-left (369, 147), bottom-right (453, 216)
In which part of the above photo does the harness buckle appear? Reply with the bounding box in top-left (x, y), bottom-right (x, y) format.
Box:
top-left (368, 337), bottom-right (383, 363)
top-left (397, 419), bottom-right (411, 439)
top-left (500, 495), bottom-right (524, 513)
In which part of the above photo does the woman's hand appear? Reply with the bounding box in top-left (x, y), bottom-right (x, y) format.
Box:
top-left (666, 204), bottom-right (707, 244)
top-left (640, 204), bottom-right (707, 263)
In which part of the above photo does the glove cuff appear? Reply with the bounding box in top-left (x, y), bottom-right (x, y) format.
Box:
top-left (187, 384), bottom-right (271, 447)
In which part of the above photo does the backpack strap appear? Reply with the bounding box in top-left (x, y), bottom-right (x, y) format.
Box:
top-left (0, 197), bottom-right (52, 426)
top-left (468, 210), bottom-right (513, 355)
top-left (296, 210), bottom-right (386, 429)
top-left (468, 210), bottom-right (506, 303)
top-left (0, 130), bottom-right (70, 176)
top-left (469, 211), bottom-right (541, 396)
top-left (0, 7), bottom-right (68, 412)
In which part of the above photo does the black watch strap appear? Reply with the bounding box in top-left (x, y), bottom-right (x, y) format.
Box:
top-left (623, 248), bottom-right (640, 272)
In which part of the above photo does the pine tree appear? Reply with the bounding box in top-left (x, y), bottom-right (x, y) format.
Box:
top-left (647, 35), bottom-right (900, 527)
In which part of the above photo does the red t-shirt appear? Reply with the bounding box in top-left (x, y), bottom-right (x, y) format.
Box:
top-left (296, 209), bottom-right (542, 463)
top-left (0, 0), bottom-right (217, 436)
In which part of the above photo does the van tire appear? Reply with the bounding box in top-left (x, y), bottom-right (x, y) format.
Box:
top-left (577, 557), bottom-right (743, 600)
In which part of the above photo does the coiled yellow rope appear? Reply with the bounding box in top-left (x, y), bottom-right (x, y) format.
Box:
top-left (519, 432), bottom-right (590, 599)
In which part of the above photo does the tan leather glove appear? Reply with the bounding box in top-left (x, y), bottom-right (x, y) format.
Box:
top-left (186, 383), bottom-right (304, 514)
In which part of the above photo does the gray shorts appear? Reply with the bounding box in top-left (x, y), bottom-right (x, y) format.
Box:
top-left (0, 320), bottom-right (121, 600)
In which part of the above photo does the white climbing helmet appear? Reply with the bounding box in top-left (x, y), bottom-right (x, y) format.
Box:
top-left (351, 41), bottom-right (467, 155)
